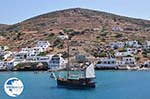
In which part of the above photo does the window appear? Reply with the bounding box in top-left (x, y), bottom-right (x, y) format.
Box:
top-left (112, 61), bottom-right (115, 64)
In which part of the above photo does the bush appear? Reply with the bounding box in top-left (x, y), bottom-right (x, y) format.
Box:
top-left (49, 33), bottom-right (55, 37)
top-left (100, 32), bottom-right (108, 36)
top-left (115, 33), bottom-right (123, 38)
top-left (38, 52), bottom-right (47, 56)
top-left (53, 38), bottom-right (61, 47)
top-left (93, 51), bottom-right (107, 57)
top-left (98, 52), bottom-right (107, 57)
top-left (48, 33), bottom-right (55, 40)
top-left (135, 57), bottom-right (140, 61)
top-left (63, 29), bottom-right (74, 33)
top-left (101, 38), bottom-right (105, 42)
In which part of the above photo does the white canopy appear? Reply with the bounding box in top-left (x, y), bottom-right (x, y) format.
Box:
top-left (86, 64), bottom-right (95, 78)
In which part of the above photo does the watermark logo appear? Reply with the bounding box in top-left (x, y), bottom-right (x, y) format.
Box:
top-left (4, 77), bottom-right (24, 97)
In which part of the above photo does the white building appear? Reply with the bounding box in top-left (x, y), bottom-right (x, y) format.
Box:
top-left (0, 61), bottom-right (5, 69)
top-left (3, 51), bottom-right (13, 60)
top-left (15, 51), bottom-right (27, 60)
top-left (125, 40), bottom-right (139, 47)
top-left (118, 57), bottom-right (136, 66)
top-left (115, 51), bottom-right (133, 57)
top-left (32, 56), bottom-right (49, 62)
top-left (48, 54), bottom-right (67, 69)
top-left (143, 60), bottom-right (150, 67)
top-left (36, 41), bottom-right (50, 52)
top-left (96, 58), bottom-right (118, 67)
top-left (126, 48), bottom-right (137, 54)
top-left (15, 47), bottom-right (41, 60)
top-left (112, 26), bottom-right (123, 32)
top-left (143, 41), bottom-right (150, 49)
top-left (57, 34), bottom-right (69, 40)
top-left (110, 41), bottom-right (125, 49)
top-left (6, 60), bottom-right (16, 70)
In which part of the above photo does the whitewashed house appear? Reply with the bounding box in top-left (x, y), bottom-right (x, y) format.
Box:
top-left (48, 54), bottom-right (67, 69)
top-left (15, 51), bottom-right (28, 60)
top-left (143, 60), bottom-right (150, 67)
top-left (125, 40), bottom-right (139, 47)
top-left (118, 57), bottom-right (136, 66)
top-left (3, 51), bottom-right (13, 60)
top-left (33, 56), bottom-right (49, 62)
top-left (126, 48), bottom-right (137, 54)
top-left (0, 61), bottom-right (4, 69)
top-left (6, 59), bottom-right (22, 69)
top-left (96, 58), bottom-right (118, 67)
top-left (110, 41), bottom-right (125, 49)
top-left (15, 47), bottom-right (40, 60)
top-left (115, 51), bottom-right (133, 57)
top-left (6, 61), bottom-right (14, 69)
top-left (0, 46), bottom-right (9, 51)
top-left (36, 41), bottom-right (50, 52)
top-left (57, 34), bottom-right (69, 40)
top-left (112, 26), bottom-right (123, 32)
top-left (143, 41), bottom-right (150, 49)
top-left (31, 47), bottom-right (43, 53)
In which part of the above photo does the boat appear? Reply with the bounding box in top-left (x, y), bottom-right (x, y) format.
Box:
top-left (50, 36), bottom-right (96, 89)
top-left (57, 63), bottom-right (96, 88)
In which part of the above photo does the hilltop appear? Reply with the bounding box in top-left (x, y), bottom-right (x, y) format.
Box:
top-left (0, 24), bottom-right (9, 30)
top-left (0, 8), bottom-right (150, 53)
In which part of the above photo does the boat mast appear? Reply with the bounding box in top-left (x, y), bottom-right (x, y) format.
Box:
top-left (67, 35), bottom-right (70, 77)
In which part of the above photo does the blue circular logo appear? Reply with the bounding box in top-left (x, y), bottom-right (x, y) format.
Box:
top-left (4, 77), bottom-right (24, 97)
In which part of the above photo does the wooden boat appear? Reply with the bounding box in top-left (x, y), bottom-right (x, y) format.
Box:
top-left (57, 63), bottom-right (96, 88)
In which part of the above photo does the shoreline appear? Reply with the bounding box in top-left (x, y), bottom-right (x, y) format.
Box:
top-left (1, 67), bottom-right (150, 72)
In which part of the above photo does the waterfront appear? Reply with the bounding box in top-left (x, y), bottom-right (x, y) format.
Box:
top-left (0, 71), bottom-right (150, 99)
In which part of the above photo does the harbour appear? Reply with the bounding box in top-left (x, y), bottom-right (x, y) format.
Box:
top-left (1, 71), bottom-right (150, 99)
top-left (0, 1), bottom-right (150, 98)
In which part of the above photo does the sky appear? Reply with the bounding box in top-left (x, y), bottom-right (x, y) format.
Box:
top-left (0, 0), bottom-right (150, 24)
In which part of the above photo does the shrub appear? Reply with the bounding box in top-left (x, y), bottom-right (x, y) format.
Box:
top-left (101, 38), bottom-right (105, 42)
top-left (100, 32), bottom-right (108, 36)
top-left (53, 38), bottom-right (61, 47)
top-left (49, 33), bottom-right (55, 37)
top-left (98, 52), bottom-right (107, 57)
top-left (135, 57), bottom-right (140, 61)
top-left (63, 29), bottom-right (74, 33)
top-left (48, 33), bottom-right (55, 40)
top-left (38, 52), bottom-right (47, 56)
top-left (115, 33), bottom-right (123, 38)
top-left (62, 51), bottom-right (69, 59)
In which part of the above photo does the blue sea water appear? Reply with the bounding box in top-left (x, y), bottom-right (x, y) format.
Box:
top-left (0, 71), bottom-right (150, 99)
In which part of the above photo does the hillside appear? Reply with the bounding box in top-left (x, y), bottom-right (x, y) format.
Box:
top-left (0, 8), bottom-right (150, 53)
top-left (0, 24), bottom-right (9, 30)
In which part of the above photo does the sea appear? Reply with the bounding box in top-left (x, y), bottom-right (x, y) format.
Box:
top-left (0, 70), bottom-right (150, 99)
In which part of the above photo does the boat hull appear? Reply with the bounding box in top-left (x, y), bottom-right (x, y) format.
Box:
top-left (57, 78), bottom-right (95, 88)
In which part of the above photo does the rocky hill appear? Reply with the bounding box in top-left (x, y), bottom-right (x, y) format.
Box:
top-left (0, 24), bottom-right (9, 30)
top-left (0, 8), bottom-right (150, 53)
